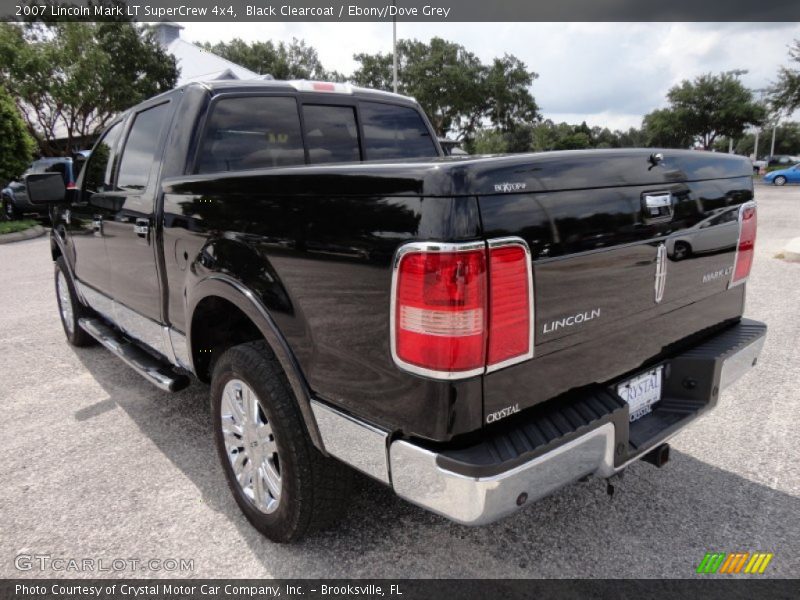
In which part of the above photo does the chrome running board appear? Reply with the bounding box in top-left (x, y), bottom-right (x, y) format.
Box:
top-left (78, 318), bottom-right (190, 392)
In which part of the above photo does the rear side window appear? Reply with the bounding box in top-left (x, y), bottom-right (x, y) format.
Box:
top-left (360, 102), bottom-right (437, 160)
top-left (196, 96), bottom-right (305, 173)
top-left (303, 104), bottom-right (360, 164)
top-left (117, 103), bottom-right (170, 191)
top-left (83, 121), bottom-right (124, 193)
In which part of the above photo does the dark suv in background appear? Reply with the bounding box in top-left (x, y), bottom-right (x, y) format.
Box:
top-left (2, 153), bottom-right (89, 220)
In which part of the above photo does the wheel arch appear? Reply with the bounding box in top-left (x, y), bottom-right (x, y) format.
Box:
top-left (187, 274), bottom-right (325, 452)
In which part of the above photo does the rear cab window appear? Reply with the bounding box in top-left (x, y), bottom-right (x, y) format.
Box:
top-left (196, 96), bottom-right (305, 173)
top-left (302, 104), bottom-right (361, 164)
top-left (359, 101), bottom-right (438, 160)
top-left (194, 92), bottom-right (438, 174)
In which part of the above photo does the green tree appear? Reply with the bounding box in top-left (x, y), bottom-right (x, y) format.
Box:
top-left (0, 20), bottom-right (177, 155)
top-left (199, 37), bottom-right (343, 81)
top-left (351, 38), bottom-right (539, 140)
top-left (771, 40), bottom-right (800, 114)
top-left (642, 108), bottom-right (695, 149)
top-left (643, 71), bottom-right (766, 150)
top-left (0, 85), bottom-right (35, 185)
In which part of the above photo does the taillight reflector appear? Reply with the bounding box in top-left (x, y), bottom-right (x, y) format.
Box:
top-left (487, 243), bottom-right (533, 368)
top-left (731, 202), bottom-right (757, 286)
top-left (391, 238), bottom-right (533, 379)
top-left (394, 247), bottom-right (487, 375)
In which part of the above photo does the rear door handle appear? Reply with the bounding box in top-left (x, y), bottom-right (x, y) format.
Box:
top-left (134, 218), bottom-right (149, 238)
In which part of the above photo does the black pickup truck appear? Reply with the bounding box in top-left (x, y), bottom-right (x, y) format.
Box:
top-left (27, 80), bottom-right (766, 542)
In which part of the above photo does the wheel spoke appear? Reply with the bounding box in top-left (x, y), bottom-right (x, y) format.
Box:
top-left (253, 468), bottom-right (266, 507)
top-left (225, 386), bottom-right (246, 426)
top-left (263, 459), bottom-right (281, 500)
top-left (220, 377), bottom-right (282, 514)
top-left (244, 386), bottom-right (259, 425)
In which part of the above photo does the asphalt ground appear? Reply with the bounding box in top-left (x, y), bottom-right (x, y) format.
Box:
top-left (0, 183), bottom-right (798, 579)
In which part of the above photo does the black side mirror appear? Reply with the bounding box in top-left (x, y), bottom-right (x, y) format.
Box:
top-left (25, 172), bottom-right (69, 205)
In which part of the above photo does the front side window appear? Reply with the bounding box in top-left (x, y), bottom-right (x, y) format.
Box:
top-left (117, 103), bottom-right (170, 191)
top-left (196, 96), bottom-right (305, 173)
top-left (302, 104), bottom-right (360, 164)
top-left (83, 121), bottom-right (123, 194)
top-left (360, 102), bottom-right (437, 160)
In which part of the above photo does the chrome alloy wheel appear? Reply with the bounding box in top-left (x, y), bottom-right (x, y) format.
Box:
top-left (56, 270), bottom-right (74, 335)
top-left (220, 379), bottom-right (282, 514)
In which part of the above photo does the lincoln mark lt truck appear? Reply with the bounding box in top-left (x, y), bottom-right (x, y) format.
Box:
top-left (26, 80), bottom-right (766, 542)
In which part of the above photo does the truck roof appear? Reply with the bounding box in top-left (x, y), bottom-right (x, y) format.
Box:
top-left (176, 79), bottom-right (418, 106)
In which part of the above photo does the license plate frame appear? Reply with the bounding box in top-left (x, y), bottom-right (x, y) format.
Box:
top-left (617, 366), bottom-right (663, 423)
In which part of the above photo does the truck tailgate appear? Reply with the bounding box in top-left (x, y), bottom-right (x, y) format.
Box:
top-left (476, 151), bottom-right (754, 421)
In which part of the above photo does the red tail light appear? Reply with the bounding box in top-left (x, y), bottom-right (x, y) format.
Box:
top-left (730, 202), bottom-right (757, 287)
top-left (391, 238), bottom-right (533, 379)
top-left (487, 241), bottom-right (533, 369)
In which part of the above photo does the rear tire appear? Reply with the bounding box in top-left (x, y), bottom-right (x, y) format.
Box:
top-left (774, 175), bottom-right (787, 186)
top-left (54, 257), bottom-right (96, 347)
top-left (211, 341), bottom-right (353, 542)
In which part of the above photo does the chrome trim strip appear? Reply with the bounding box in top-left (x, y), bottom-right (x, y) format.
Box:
top-left (77, 281), bottom-right (115, 322)
top-left (728, 200), bottom-right (757, 289)
top-left (389, 423), bottom-right (616, 526)
top-left (654, 242), bottom-right (667, 304)
top-left (168, 329), bottom-right (193, 372)
top-left (114, 300), bottom-right (170, 358)
top-left (75, 281), bottom-right (191, 372)
top-left (485, 237), bottom-right (535, 373)
top-left (310, 400), bottom-right (390, 484)
top-left (719, 333), bottom-right (765, 391)
top-left (389, 240), bottom-right (487, 380)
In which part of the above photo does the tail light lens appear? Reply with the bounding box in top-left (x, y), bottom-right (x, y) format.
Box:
top-left (487, 242), bottom-right (533, 368)
top-left (391, 238), bottom-right (533, 379)
top-left (730, 202), bottom-right (757, 287)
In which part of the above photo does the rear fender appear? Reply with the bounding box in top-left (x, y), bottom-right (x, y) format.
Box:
top-left (186, 272), bottom-right (325, 452)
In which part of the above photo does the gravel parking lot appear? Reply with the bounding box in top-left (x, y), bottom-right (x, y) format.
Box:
top-left (0, 184), bottom-right (798, 579)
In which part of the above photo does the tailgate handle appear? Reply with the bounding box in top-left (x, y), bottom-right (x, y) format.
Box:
top-left (642, 192), bottom-right (674, 221)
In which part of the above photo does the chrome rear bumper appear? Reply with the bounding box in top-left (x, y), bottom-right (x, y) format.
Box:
top-left (390, 423), bottom-right (617, 525)
top-left (314, 319), bottom-right (766, 526)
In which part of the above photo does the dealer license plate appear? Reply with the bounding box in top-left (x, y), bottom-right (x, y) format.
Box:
top-left (617, 366), bottom-right (663, 422)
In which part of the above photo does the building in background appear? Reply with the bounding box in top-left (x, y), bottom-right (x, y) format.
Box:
top-left (154, 22), bottom-right (259, 84)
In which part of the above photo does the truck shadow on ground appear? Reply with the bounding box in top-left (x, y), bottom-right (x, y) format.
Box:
top-left (72, 346), bottom-right (799, 578)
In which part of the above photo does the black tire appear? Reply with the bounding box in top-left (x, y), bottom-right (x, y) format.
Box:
top-left (673, 241), bottom-right (691, 261)
top-left (211, 341), bottom-right (353, 542)
top-left (773, 175), bottom-right (787, 186)
top-left (54, 257), bottom-right (97, 347)
top-left (2, 196), bottom-right (18, 221)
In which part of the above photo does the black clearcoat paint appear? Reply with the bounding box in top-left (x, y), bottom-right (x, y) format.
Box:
top-left (63, 81), bottom-right (755, 443)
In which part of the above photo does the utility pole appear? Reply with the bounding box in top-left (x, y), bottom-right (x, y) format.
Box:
top-left (771, 124), bottom-right (777, 157)
top-left (392, 0), bottom-right (398, 94)
top-left (752, 88), bottom-right (767, 162)
top-left (754, 129), bottom-right (760, 161)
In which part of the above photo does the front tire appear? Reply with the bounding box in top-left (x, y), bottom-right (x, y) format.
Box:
top-left (54, 257), bottom-right (96, 347)
top-left (773, 175), bottom-right (787, 186)
top-left (211, 341), bottom-right (353, 542)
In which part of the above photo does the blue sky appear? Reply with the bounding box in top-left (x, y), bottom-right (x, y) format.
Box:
top-left (182, 22), bottom-right (800, 130)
